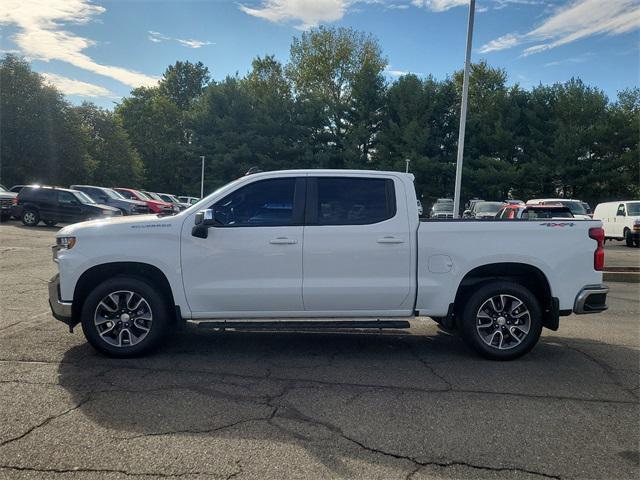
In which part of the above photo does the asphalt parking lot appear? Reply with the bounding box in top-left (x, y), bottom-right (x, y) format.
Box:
top-left (0, 223), bottom-right (638, 480)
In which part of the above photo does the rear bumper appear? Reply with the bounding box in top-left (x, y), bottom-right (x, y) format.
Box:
top-left (573, 284), bottom-right (609, 314)
top-left (48, 274), bottom-right (74, 328)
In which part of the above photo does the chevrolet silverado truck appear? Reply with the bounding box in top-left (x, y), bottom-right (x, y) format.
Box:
top-left (48, 170), bottom-right (609, 360)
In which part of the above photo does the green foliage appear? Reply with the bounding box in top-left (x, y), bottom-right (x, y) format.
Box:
top-left (2, 28), bottom-right (638, 208)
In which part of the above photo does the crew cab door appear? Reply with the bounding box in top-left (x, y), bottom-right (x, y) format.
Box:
top-left (302, 175), bottom-right (413, 315)
top-left (181, 177), bottom-right (306, 317)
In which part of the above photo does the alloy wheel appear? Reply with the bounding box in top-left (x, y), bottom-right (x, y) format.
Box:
top-left (476, 294), bottom-right (531, 350)
top-left (94, 290), bottom-right (153, 347)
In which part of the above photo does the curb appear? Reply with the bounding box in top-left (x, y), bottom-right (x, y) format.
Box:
top-left (603, 271), bottom-right (640, 283)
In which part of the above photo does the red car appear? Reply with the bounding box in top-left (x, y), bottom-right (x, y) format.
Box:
top-left (497, 203), bottom-right (574, 220)
top-left (113, 188), bottom-right (177, 215)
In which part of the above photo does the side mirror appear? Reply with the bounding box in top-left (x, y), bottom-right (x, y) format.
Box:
top-left (192, 209), bottom-right (215, 238)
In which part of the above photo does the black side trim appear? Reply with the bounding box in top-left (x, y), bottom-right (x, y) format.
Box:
top-left (192, 320), bottom-right (411, 330)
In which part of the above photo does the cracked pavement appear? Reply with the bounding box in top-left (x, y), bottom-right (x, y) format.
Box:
top-left (0, 223), bottom-right (638, 479)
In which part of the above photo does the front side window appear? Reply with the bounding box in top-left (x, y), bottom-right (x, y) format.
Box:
top-left (314, 177), bottom-right (395, 225)
top-left (58, 191), bottom-right (78, 205)
top-left (212, 178), bottom-right (296, 226)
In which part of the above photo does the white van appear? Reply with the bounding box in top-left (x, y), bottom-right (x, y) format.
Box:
top-left (526, 198), bottom-right (591, 219)
top-left (593, 201), bottom-right (640, 247)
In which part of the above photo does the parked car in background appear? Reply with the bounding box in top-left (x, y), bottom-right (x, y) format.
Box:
top-left (417, 200), bottom-right (423, 217)
top-left (526, 199), bottom-right (591, 219)
top-left (430, 201), bottom-right (454, 219)
top-left (71, 185), bottom-right (150, 215)
top-left (593, 201), bottom-right (640, 247)
top-left (465, 198), bottom-right (484, 211)
top-left (142, 191), bottom-right (181, 214)
top-left (464, 201), bottom-right (504, 219)
top-left (581, 202), bottom-right (593, 217)
top-left (497, 204), bottom-right (574, 220)
top-left (151, 192), bottom-right (190, 211)
top-left (177, 196), bottom-right (200, 205)
top-left (113, 188), bottom-right (176, 215)
top-left (12, 186), bottom-right (120, 227)
top-left (0, 184), bottom-right (17, 221)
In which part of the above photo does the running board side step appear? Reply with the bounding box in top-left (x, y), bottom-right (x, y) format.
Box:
top-left (187, 320), bottom-right (411, 330)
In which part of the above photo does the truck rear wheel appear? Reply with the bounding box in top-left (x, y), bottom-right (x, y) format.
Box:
top-left (80, 276), bottom-right (171, 357)
top-left (460, 281), bottom-right (542, 360)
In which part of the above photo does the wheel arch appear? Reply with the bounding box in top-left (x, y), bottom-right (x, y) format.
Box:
top-left (72, 262), bottom-right (177, 325)
top-left (452, 262), bottom-right (558, 331)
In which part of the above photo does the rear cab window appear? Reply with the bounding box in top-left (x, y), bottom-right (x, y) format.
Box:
top-left (308, 177), bottom-right (396, 226)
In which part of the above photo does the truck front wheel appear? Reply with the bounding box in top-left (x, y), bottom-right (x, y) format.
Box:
top-left (81, 276), bottom-right (171, 357)
top-left (460, 281), bottom-right (542, 360)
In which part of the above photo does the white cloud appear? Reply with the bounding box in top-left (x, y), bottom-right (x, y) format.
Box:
top-left (479, 0), bottom-right (640, 56)
top-left (411, 0), bottom-right (468, 12)
top-left (478, 33), bottom-right (520, 53)
top-left (0, 0), bottom-right (158, 88)
top-left (239, 0), bottom-right (349, 30)
top-left (148, 30), bottom-right (214, 48)
top-left (385, 68), bottom-right (423, 76)
top-left (41, 72), bottom-right (114, 97)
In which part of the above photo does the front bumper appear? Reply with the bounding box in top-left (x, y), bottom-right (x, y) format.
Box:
top-left (48, 274), bottom-right (74, 329)
top-left (573, 284), bottom-right (609, 314)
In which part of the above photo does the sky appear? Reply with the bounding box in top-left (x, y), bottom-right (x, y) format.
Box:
top-left (1, 0), bottom-right (638, 109)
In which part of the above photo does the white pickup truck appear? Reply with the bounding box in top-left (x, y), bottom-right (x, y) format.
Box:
top-left (49, 170), bottom-right (609, 360)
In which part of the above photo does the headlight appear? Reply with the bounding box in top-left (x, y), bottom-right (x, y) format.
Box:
top-left (56, 236), bottom-right (77, 249)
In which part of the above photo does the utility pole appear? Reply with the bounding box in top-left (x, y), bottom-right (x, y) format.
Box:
top-left (453, 0), bottom-right (476, 218)
top-left (405, 158), bottom-right (411, 173)
top-left (200, 156), bottom-right (205, 198)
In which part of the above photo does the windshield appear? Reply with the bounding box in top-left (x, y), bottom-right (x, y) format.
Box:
top-left (144, 191), bottom-right (164, 201)
top-left (132, 190), bottom-right (150, 200)
top-left (476, 202), bottom-right (503, 213)
top-left (552, 201), bottom-right (587, 215)
top-left (627, 202), bottom-right (640, 216)
top-left (104, 188), bottom-right (124, 200)
top-left (74, 191), bottom-right (96, 204)
top-left (433, 203), bottom-right (453, 212)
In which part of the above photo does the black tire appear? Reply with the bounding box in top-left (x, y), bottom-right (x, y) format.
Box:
top-left (21, 208), bottom-right (40, 226)
top-left (81, 276), bottom-right (172, 357)
top-left (624, 229), bottom-right (634, 247)
top-left (459, 281), bottom-right (542, 361)
top-left (44, 220), bottom-right (57, 227)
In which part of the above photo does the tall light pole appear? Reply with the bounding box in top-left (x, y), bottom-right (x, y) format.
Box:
top-left (453, 0), bottom-right (476, 218)
top-left (405, 158), bottom-right (411, 173)
top-left (200, 156), bottom-right (205, 198)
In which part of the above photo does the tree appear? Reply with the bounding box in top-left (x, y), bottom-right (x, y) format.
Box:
top-left (74, 102), bottom-right (143, 187)
top-left (0, 55), bottom-right (90, 187)
top-left (116, 87), bottom-right (185, 192)
top-left (158, 61), bottom-right (210, 110)
top-left (286, 26), bottom-right (387, 167)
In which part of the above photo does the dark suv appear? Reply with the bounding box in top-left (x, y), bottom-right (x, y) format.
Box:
top-left (12, 186), bottom-right (121, 227)
top-left (71, 185), bottom-right (149, 215)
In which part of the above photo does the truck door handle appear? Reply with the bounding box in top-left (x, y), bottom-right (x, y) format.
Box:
top-left (269, 237), bottom-right (298, 245)
top-left (377, 236), bottom-right (404, 244)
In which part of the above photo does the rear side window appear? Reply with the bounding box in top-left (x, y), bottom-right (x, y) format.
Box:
top-left (58, 191), bottom-right (77, 204)
top-left (312, 177), bottom-right (396, 225)
top-left (22, 188), bottom-right (55, 202)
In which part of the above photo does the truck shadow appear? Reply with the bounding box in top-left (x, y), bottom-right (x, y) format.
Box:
top-left (56, 328), bottom-right (639, 477)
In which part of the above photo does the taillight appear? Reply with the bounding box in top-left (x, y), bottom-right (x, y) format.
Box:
top-left (589, 227), bottom-right (605, 271)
